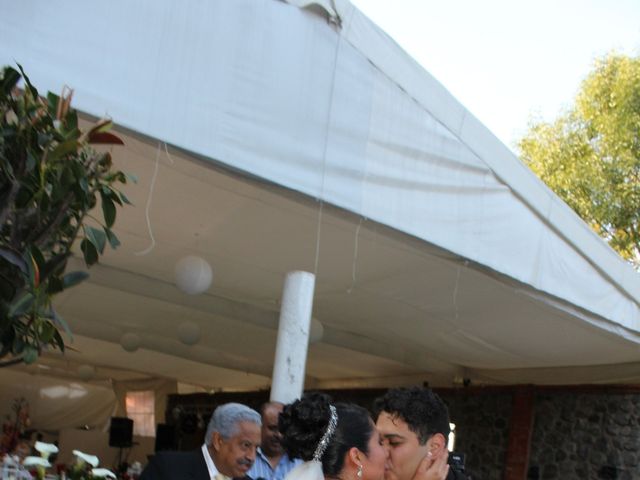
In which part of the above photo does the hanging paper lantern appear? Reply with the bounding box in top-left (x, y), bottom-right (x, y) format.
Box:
top-left (120, 332), bottom-right (141, 352)
top-left (174, 256), bottom-right (213, 295)
top-left (178, 321), bottom-right (201, 346)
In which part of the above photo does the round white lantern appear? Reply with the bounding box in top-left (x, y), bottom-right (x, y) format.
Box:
top-left (178, 321), bottom-right (201, 346)
top-left (174, 256), bottom-right (213, 295)
top-left (309, 317), bottom-right (324, 344)
top-left (77, 364), bottom-right (95, 382)
top-left (120, 332), bottom-right (141, 352)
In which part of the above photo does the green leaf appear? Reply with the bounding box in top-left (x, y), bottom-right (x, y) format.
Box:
top-left (24, 250), bottom-right (40, 288)
top-left (62, 271), bottom-right (89, 289)
top-left (79, 176), bottom-right (89, 193)
top-left (8, 292), bottom-right (35, 317)
top-left (52, 329), bottom-right (65, 352)
top-left (1, 66), bottom-right (21, 97)
top-left (23, 345), bottom-right (38, 364)
top-left (106, 187), bottom-right (123, 206)
top-left (0, 247), bottom-right (27, 274)
top-left (26, 149), bottom-right (38, 172)
top-left (39, 321), bottom-right (56, 343)
top-left (66, 110), bottom-right (78, 132)
top-left (50, 308), bottom-right (73, 341)
top-left (62, 127), bottom-right (81, 141)
top-left (49, 138), bottom-right (79, 162)
top-left (30, 245), bottom-right (46, 272)
top-left (124, 172), bottom-right (138, 184)
top-left (12, 336), bottom-right (25, 355)
top-left (119, 191), bottom-right (132, 205)
top-left (85, 226), bottom-right (107, 254)
top-left (47, 275), bottom-right (64, 295)
top-left (47, 91), bottom-right (60, 117)
top-left (105, 228), bottom-right (121, 249)
top-left (61, 165), bottom-right (75, 188)
top-left (100, 192), bottom-right (116, 228)
top-left (80, 238), bottom-right (98, 266)
top-left (17, 63), bottom-right (38, 99)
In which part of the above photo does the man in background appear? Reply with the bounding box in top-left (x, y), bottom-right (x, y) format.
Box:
top-left (247, 402), bottom-right (301, 480)
top-left (140, 402), bottom-right (261, 480)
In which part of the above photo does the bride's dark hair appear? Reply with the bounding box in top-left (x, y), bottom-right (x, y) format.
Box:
top-left (279, 392), bottom-right (374, 476)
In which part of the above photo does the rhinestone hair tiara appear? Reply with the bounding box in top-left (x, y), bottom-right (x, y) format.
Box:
top-left (312, 405), bottom-right (338, 461)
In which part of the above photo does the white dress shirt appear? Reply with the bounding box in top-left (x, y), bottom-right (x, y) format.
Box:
top-left (201, 443), bottom-right (223, 480)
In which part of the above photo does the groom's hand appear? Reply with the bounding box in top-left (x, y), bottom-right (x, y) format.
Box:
top-left (412, 451), bottom-right (449, 480)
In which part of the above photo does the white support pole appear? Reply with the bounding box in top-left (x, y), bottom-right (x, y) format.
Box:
top-left (270, 271), bottom-right (315, 404)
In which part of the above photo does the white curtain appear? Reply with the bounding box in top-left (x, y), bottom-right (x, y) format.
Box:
top-left (0, 369), bottom-right (115, 432)
top-left (112, 378), bottom-right (177, 429)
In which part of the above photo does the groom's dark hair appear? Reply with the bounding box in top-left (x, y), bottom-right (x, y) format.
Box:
top-left (372, 386), bottom-right (451, 444)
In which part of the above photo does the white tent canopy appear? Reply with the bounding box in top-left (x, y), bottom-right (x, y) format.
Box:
top-left (1, 0), bottom-right (640, 396)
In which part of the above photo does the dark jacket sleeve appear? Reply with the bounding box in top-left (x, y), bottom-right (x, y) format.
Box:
top-left (140, 454), bottom-right (166, 480)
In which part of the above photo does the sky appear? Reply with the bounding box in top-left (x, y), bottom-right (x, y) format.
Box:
top-left (349, 0), bottom-right (640, 150)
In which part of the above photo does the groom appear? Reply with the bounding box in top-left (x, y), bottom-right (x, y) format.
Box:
top-left (374, 387), bottom-right (468, 480)
top-left (140, 402), bottom-right (261, 480)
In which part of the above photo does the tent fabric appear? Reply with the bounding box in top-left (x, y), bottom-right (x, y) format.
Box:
top-left (0, 370), bottom-right (115, 432)
top-left (0, 0), bottom-right (639, 351)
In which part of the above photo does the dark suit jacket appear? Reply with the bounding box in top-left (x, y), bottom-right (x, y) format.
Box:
top-left (139, 449), bottom-right (253, 480)
top-left (140, 450), bottom-right (209, 480)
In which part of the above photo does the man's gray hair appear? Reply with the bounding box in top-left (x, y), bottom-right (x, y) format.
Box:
top-left (205, 403), bottom-right (261, 446)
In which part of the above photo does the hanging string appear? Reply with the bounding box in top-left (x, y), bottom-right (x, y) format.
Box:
top-left (452, 260), bottom-right (469, 324)
top-left (312, 11), bottom-right (347, 276)
top-left (346, 218), bottom-right (363, 294)
top-left (313, 201), bottom-right (324, 275)
top-left (134, 142), bottom-right (174, 256)
top-left (163, 142), bottom-right (176, 166)
top-left (452, 265), bottom-right (461, 324)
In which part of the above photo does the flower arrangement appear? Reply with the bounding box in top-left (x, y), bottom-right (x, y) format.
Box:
top-left (21, 443), bottom-right (115, 480)
top-left (0, 398), bottom-right (30, 455)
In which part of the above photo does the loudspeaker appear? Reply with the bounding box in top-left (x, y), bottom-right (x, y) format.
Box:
top-left (109, 417), bottom-right (133, 447)
top-left (154, 424), bottom-right (176, 452)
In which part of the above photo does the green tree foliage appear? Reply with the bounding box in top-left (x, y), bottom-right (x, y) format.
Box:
top-left (0, 65), bottom-right (131, 366)
top-left (520, 53), bottom-right (640, 265)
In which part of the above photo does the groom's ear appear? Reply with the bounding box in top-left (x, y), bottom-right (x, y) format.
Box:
top-left (427, 433), bottom-right (447, 456)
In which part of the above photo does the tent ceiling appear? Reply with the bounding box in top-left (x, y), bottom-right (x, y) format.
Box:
top-left (12, 127), bottom-right (637, 389)
top-left (2, 0), bottom-right (640, 390)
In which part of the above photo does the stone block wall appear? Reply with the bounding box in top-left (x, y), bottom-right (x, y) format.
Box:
top-left (528, 391), bottom-right (640, 480)
top-left (440, 391), bottom-right (513, 480)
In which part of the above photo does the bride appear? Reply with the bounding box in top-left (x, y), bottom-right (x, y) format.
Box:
top-left (278, 393), bottom-right (449, 480)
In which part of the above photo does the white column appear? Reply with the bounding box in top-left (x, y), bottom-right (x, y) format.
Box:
top-left (270, 271), bottom-right (315, 404)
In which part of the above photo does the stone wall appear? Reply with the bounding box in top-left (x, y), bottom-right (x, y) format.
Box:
top-left (440, 391), bottom-right (513, 480)
top-left (529, 391), bottom-right (640, 480)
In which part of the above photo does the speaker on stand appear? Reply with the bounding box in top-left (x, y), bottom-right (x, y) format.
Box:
top-left (109, 417), bottom-right (134, 472)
